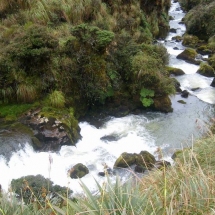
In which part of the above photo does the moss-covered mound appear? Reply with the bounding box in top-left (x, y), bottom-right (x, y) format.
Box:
top-left (69, 163), bottom-right (89, 179)
top-left (166, 66), bottom-right (185, 76)
top-left (114, 151), bottom-right (156, 169)
top-left (197, 63), bottom-right (215, 77)
top-left (183, 1), bottom-right (215, 41)
top-left (176, 48), bottom-right (200, 65)
top-left (182, 34), bottom-right (203, 48)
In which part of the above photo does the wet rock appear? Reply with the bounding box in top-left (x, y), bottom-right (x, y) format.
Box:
top-left (210, 78), bottom-right (215, 87)
top-left (176, 48), bottom-right (201, 65)
top-left (169, 16), bottom-right (174, 20)
top-left (20, 109), bottom-right (81, 151)
top-left (154, 160), bottom-right (171, 169)
top-left (100, 134), bottom-right (120, 142)
top-left (173, 47), bottom-right (179, 50)
top-left (136, 151), bottom-right (156, 168)
top-left (114, 152), bottom-right (136, 168)
top-left (197, 45), bottom-right (213, 55)
top-left (114, 151), bottom-right (156, 169)
top-left (181, 90), bottom-right (189, 98)
top-left (98, 172), bottom-right (105, 176)
top-left (177, 100), bottom-right (186, 104)
top-left (190, 87), bottom-right (200, 91)
top-left (170, 28), bottom-right (177, 33)
top-left (167, 66), bottom-right (185, 76)
top-left (69, 163), bottom-right (89, 179)
top-left (134, 165), bottom-right (146, 173)
top-left (172, 35), bottom-right (183, 42)
top-left (172, 78), bottom-right (182, 93)
top-left (153, 96), bottom-right (173, 113)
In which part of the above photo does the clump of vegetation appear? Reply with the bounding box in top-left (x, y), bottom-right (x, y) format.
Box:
top-left (0, 103), bottom-right (35, 121)
top-left (183, 1), bottom-right (215, 40)
top-left (197, 62), bottom-right (215, 77)
top-left (11, 174), bottom-right (72, 205)
top-left (47, 90), bottom-right (66, 108)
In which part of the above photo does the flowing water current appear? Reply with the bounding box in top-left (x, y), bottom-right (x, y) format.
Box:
top-left (1, 1), bottom-right (215, 195)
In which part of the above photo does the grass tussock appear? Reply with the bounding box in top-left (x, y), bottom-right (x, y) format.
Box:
top-left (1, 134), bottom-right (215, 214)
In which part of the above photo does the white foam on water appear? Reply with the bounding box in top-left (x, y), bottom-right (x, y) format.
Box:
top-left (195, 88), bottom-right (215, 104)
top-left (0, 115), bottom-right (158, 195)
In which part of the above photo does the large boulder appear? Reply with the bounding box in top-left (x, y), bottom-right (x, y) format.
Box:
top-left (20, 109), bottom-right (81, 151)
top-left (176, 48), bottom-right (201, 65)
top-left (68, 163), bottom-right (89, 179)
top-left (166, 66), bottom-right (185, 76)
top-left (136, 151), bottom-right (156, 168)
top-left (197, 63), bottom-right (215, 77)
top-left (114, 152), bottom-right (137, 168)
top-left (114, 151), bottom-right (156, 169)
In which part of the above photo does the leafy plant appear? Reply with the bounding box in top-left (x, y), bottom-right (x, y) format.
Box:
top-left (140, 87), bottom-right (154, 107)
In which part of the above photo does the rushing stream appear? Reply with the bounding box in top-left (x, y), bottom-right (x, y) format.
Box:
top-left (1, 1), bottom-right (215, 195)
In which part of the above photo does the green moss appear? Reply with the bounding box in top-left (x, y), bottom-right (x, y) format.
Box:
top-left (197, 62), bottom-right (214, 77)
top-left (184, 1), bottom-right (215, 40)
top-left (182, 34), bottom-right (200, 48)
top-left (0, 103), bottom-right (34, 121)
top-left (40, 106), bottom-right (80, 145)
top-left (208, 54), bottom-right (215, 69)
top-left (166, 66), bottom-right (185, 76)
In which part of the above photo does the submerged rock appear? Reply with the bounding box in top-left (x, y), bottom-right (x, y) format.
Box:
top-left (100, 134), bottom-right (121, 142)
top-left (177, 100), bottom-right (186, 104)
